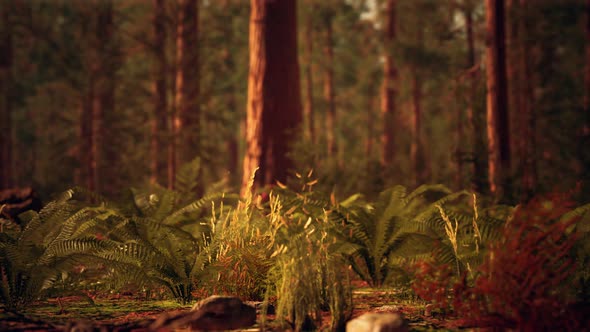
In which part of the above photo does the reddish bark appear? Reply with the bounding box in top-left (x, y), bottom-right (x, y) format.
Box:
top-left (323, 13), bottom-right (336, 158)
top-left (151, 0), bottom-right (168, 186)
top-left (485, 0), bottom-right (511, 200)
top-left (304, 4), bottom-right (316, 144)
top-left (174, 0), bottom-right (200, 166)
top-left (463, 5), bottom-right (487, 194)
top-left (410, 25), bottom-right (424, 187)
top-left (96, 0), bottom-right (116, 194)
top-left (79, 72), bottom-right (96, 191)
top-left (0, 2), bottom-right (13, 189)
top-left (582, 0), bottom-right (590, 193)
top-left (380, 0), bottom-right (397, 168)
top-left (241, 0), bottom-right (302, 194)
top-left (518, 0), bottom-right (536, 200)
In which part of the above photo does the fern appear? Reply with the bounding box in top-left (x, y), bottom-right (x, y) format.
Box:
top-left (0, 190), bottom-right (118, 310)
top-left (331, 185), bottom-right (472, 287)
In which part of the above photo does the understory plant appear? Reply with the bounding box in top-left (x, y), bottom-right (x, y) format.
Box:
top-left (412, 194), bottom-right (590, 331)
top-left (194, 173), bottom-right (274, 300)
top-left (331, 184), bottom-right (472, 287)
top-left (268, 175), bottom-right (353, 332)
top-left (0, 188), bottom-right (118, 310)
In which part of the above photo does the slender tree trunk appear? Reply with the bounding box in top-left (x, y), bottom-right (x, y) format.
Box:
top-left (80, 74), bottom-right (97, 191)
top-left (323, 14), bottom-right (336, 158)
top-left (410, 25), bottom-right (424, 187)
top-left (506, 0), bottom-right (521, 167)
top-left (366, 86), bottom-right (375, 159)
top-left (585, 0), bottom-right (590, 138)
top-left (168, 21), bottom-right (178, 190)
top-left (485, 0), bottom-right (511, 201)
top-left (454, 80), bottom-right (463, 189)
top-left (151, 0), bottom-right (168, 186)
top-left (516, 0), bottom-right (536, 200)
top-left (241, 0), bottom-right (302, 195)
top-left (582, 0), bottom-right (590, 195)
top-left (0, 2), bottom-right (13, 189)
top-left (175, 0), bottom-right (199, 168)
top-left (95, 0), bottom-right (116, 195)
top-left (381, 0), bottom-right (397, 168)
top-left (304, 4), bottom-right (315, 144)
top-left (465, 5), bottom-right (487, 194)
top-left (410, 68), bottom-right (423, 186)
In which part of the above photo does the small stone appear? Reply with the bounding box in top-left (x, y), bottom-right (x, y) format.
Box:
top-left (346, 312), bottom-right (408, 332)
top-left (244, 301), bottom-right (276, 315)
top-left (374, 305), bottom-right (400, 313)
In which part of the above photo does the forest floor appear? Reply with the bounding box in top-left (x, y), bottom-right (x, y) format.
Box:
top-left (0, 288), bottom-right (459, 331)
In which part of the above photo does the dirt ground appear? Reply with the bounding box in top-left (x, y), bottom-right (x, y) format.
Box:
top-left (0, 288), bottom-right (456, 331)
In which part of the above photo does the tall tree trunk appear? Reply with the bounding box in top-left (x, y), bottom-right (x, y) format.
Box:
top-left (465, 5), bottom-right (487, 194)
top-left (380, 0), bottom-right (397, 168)
top-left (366, 86), bottom-right (375, 159)
top-left (410, 68), bottom-right (423, 187)
top-left (517, 0), bottom-right (536, 200)
top-left (80, 74), bottom-right (97, 191)
top-left (96, 0), bottom-right (116, 195)
top-left (0, 2), bottom-right (13, 189)
top-left (485, 0), bottom-right (511, 201)
top-left (168, 19), bottom-right (178, 190)
top-left (175, 0), bottom-right (199, 172)
top-left (241, 0), bottom-right (302, 195)
top-left (506, 0), bottom-right (521, 167)
top-left (323, 13), bottom-right (336, 158)
top-left (151, 0), bottom-right (168, 186)
top-left (582, 0), bottom-right (590, 195)
top-left (304, 3), bottom-right (315, 144)
top-left (410, 25), bottom-right (424, 187)
top-left (454, 80), bottom-right (463, 189)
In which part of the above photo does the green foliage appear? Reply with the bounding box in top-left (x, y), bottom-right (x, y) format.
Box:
top-left (191, 170), bottom-right (274, 300)
top-left (332, 184), bottom-right (471, 287)
top-left (267, 178), bottom-right (353, 332)
top-left (413, 194), bottom-right (588, 330)
top-left (0, 188), bottom-right (118, 310)
top-left (94, 185), bottom-right (235, 304)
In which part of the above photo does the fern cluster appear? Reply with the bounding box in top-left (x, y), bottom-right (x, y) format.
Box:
top-left (3, 169), bottom-right (590, 332)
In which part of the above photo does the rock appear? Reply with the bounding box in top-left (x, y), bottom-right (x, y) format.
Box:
top-left (374, 305), bottom-right (400, 313)
top-left (346, 312), bottom-right (408, 332)
top-left (150, 295), bottom-right (256, 331)
top-left (244, 301), bottom-right (276, 315)
top-left (0, 187), bottom-right (42, 224)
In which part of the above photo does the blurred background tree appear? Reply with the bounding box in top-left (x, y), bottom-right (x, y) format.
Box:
top-left (0, 0), bottom-right (588, 204)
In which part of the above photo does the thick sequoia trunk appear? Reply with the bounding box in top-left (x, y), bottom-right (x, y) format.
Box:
top-left (0, 2), bottom-right (13, 189)
top-left (175, 0), bottom-right (200, 167)
top-left (485, 0), bottom-right (511, 201)
top-left (304, 4), bottom-right (315, 144)
top-left (151, 0), bottom-right (168, 185)
top-left (380, 0), bottom-right (397, 167)
top-left (241, 0), bottom-right (302, 194)
top-left (323, 14), bottom-right (336, 158)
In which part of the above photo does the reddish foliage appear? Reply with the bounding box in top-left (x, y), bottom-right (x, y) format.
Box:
top-left (412, 194), bottom-right (587, 331)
